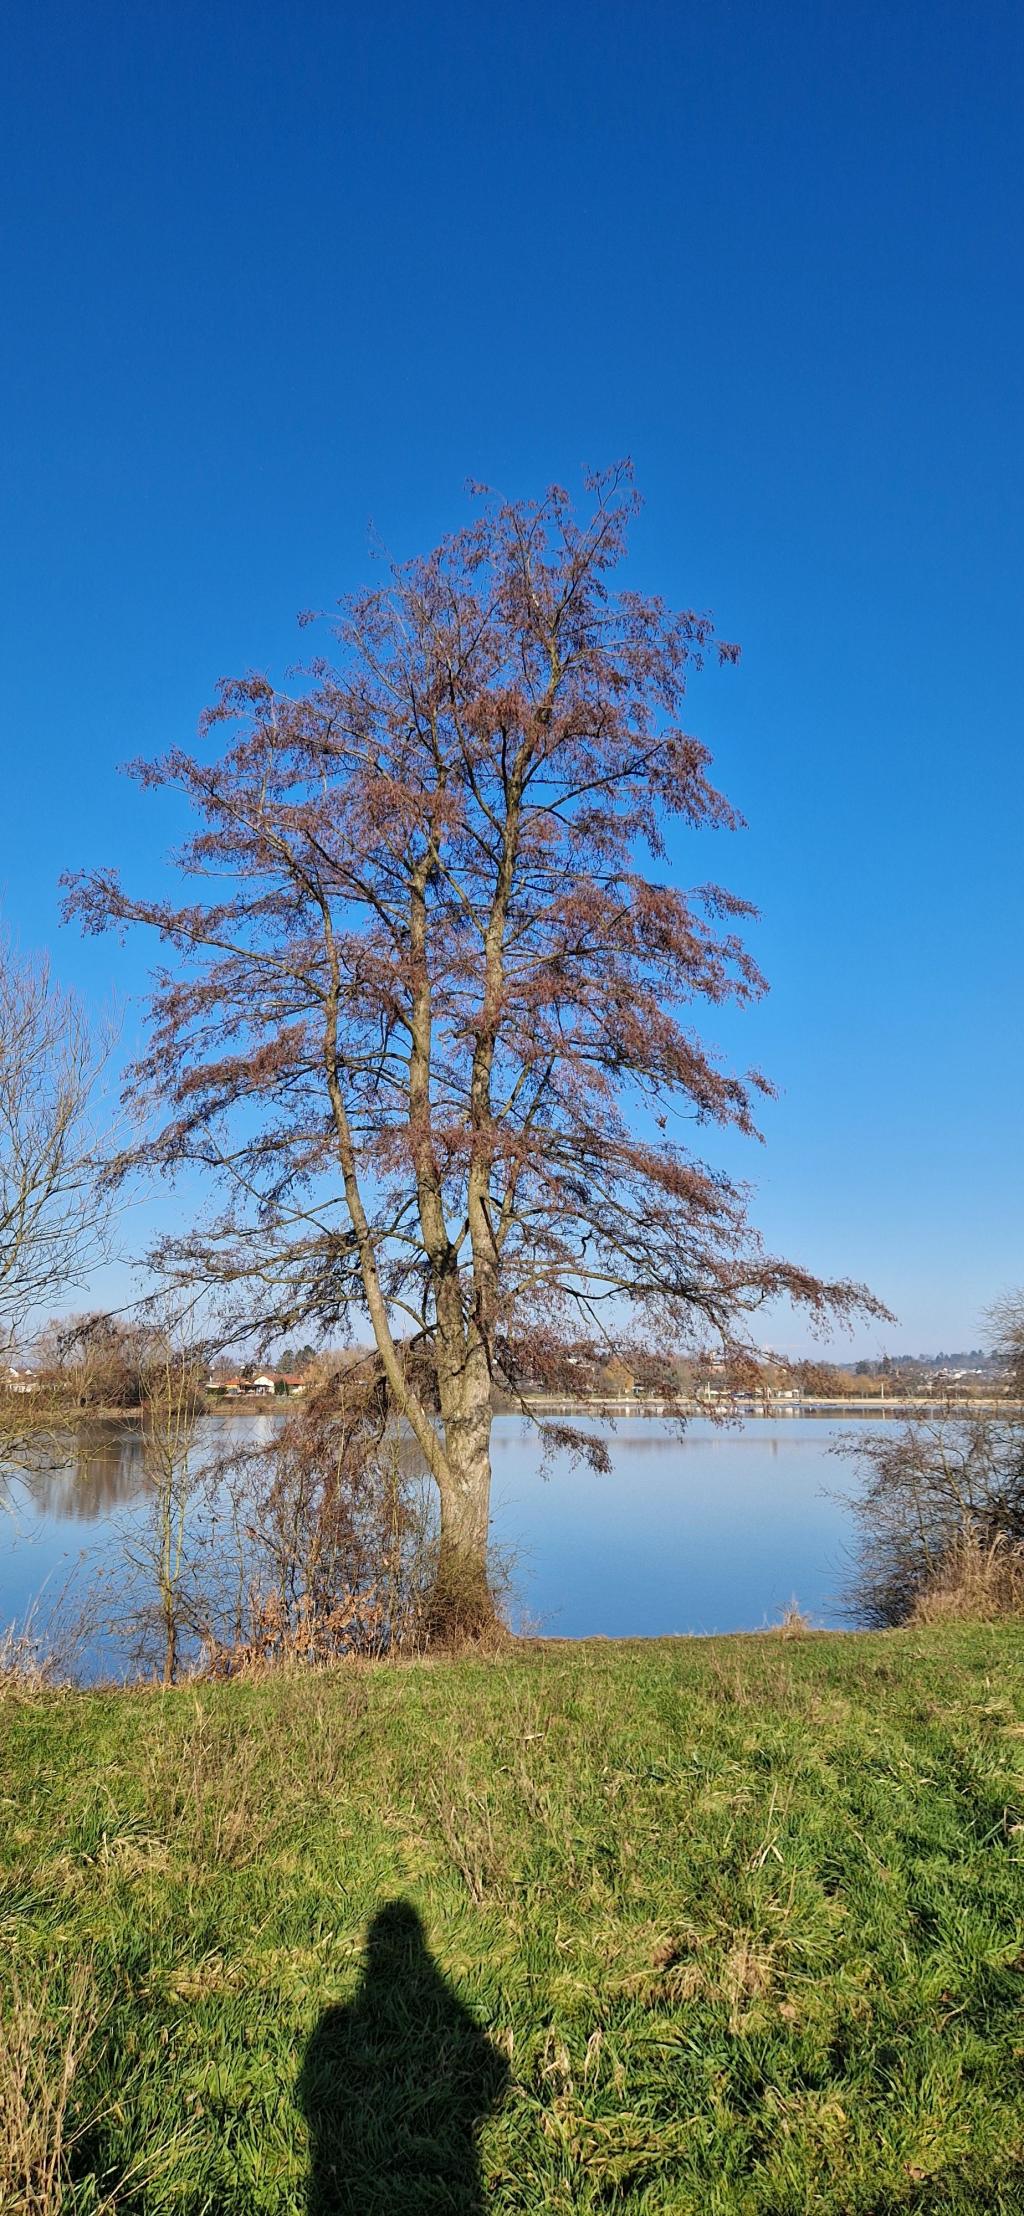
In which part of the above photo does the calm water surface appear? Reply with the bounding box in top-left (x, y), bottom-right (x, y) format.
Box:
top-left (1, 1414), bottom-right (868, 1677)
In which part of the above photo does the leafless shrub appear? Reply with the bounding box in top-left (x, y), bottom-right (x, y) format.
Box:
top-left (137, 1321), bottom-right (207, 1684)
top-left (837, 1409), bottom-right (1024, 1625)
top-left (197, 1383), bottom-right (440, 1673)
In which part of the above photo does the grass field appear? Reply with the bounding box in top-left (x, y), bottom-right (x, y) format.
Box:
top-left (2, 1627), bottom-right (1024, 2213)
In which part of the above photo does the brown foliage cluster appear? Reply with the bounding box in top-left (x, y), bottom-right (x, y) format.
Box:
top-left (201, 1585), bottom-right (390, 1676)
top-left (197, 1382), bottom-right (437, 1673)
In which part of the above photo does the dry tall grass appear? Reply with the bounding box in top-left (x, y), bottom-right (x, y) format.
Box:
top-left (0, 1622), bottom-right (52, 1693)
top-left (0, 1961), bottom-right (102, 2214)
top-left (909, 1534), bottom-right (1024, 1624)
top-left (762, 1599), bottom-right (816, 1638)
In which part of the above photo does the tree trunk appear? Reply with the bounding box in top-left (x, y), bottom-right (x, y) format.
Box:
top-left (163, 1607), bottom-right (177, 1687)
top-left (429, 1371), bottom-right (496, 1642)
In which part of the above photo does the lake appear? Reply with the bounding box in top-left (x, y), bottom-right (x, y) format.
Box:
top-left (0, 1414), bottom-right (871, 1679)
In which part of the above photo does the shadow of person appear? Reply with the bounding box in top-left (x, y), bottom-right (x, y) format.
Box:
top-left (298, 1899), bottom-right (509, 2214)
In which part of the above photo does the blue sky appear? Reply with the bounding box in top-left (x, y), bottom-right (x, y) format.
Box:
top-left (2, 0), bottom-right (1021, 1353)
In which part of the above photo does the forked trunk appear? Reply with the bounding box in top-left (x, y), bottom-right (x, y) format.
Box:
top-left (428, 1380), bottom-right (496, 1643)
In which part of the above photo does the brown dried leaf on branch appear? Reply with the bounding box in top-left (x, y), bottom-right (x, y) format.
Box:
top-left (199, 1378), bottom-right (438, 1672)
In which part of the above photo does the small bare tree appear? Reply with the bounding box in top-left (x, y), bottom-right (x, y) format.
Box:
top-left (0, 934), bottom-right (108, 1342)
top-left (115, 1309), bottom-right (208, 1684)
top-left (0, 932), bottom-right (112, 1488)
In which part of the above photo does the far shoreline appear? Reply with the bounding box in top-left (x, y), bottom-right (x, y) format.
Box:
top-left (40, 1392), bottom-right (1024, 1423)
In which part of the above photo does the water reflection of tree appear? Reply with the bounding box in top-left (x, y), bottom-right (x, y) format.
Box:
top-left (17, 1415), bottom-right (434, 1526)
top-left (15, 1410), bottom-right (443, 1678)
top-left (21, 1423), bottom-right (146, 1519)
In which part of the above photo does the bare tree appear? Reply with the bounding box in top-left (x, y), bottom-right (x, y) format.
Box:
top-left (0, 934), bottom-right (108, 1344)
top-left (0, 932), bottom-right (112, 1488)
top-left (35, 1311), bottom-right (146, 1409)
top-left (68, 468), bottom-right (883, 1631)
top-left (986, 1287), bottom-right (1024, 1394)
top-left (140, 1324), bottom-right (205, 1684)
top-left (838, 1406), bottom-right (1024, 1625)
top-left (113, 1307), bottom-right (208, 1684)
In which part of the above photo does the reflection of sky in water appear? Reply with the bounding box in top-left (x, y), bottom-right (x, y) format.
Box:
top-left (489, 1417), bottom-right (863, 1637)
top-left (1, 1415), bottom-right (866, 1674)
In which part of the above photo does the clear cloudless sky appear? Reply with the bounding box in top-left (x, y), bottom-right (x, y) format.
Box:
top-left (2, 0), bottom-right (1022, 1353)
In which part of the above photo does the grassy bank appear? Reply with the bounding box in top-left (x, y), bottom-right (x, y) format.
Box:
top-left (2, 1629), bottom-right (1024, 2213)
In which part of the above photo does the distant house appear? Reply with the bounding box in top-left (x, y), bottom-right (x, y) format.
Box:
top-left (205, 1370), bottom-right (309, 1398)
top-left (3, 1368), bottom-right (39, 1394)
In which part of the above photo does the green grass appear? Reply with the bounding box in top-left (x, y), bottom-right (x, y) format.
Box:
top-left (2, 1628), bottom-right (1024, 2212)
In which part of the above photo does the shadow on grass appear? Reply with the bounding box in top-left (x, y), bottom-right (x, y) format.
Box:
top-left (298, 1900), bottom-right (509, 2214)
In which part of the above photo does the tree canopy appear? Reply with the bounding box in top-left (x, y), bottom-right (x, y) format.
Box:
top-left (68, 466), bottom-right (881, 1625)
